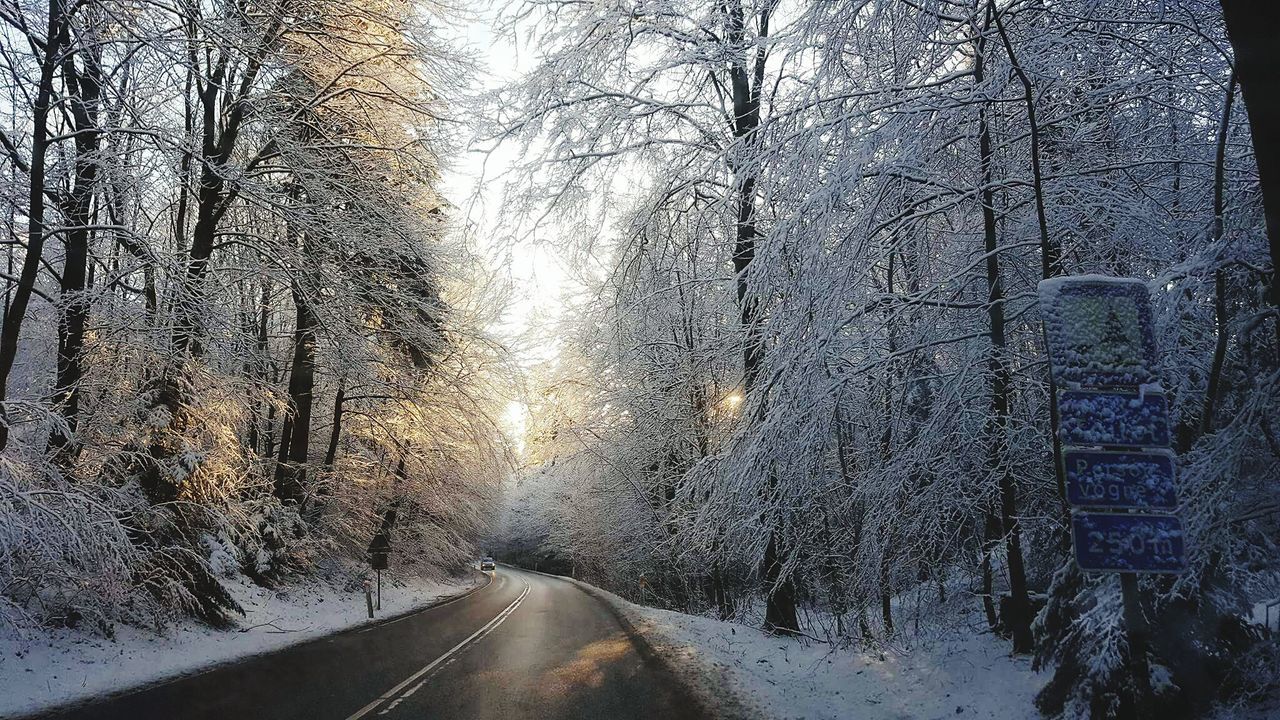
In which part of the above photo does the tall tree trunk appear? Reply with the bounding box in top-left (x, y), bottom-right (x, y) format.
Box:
top-left (274, 274), bottom-right (317, 504)
top-left (761, 529), bottom-right (798, 631)
top-left (49, 32), bottom-right (105, 463)
top-left (1218, 1), bottom-right (1280, 344)
top-left (993, 1), bottom-right (1078, 577)
top-left (981, 513), bottom-right (1002, 634)
top-left (0, 0), bottom-right (68, 452)
top-left (1201, 73), bottom-right (1239, 437)
top-left (323, 383), bottom-right (345, 466)
top-left (975, 5), bottom-right (1034, 654)
top-left (170, 13), bottom-right (280, 359)
top-left (879, 522), bottom-right (896, 638)
top-left (992, 6), bottom-right (1060, 280)
top-left (174, 154), bottom-right (228, 357)
top-left (248, 278), bottom-right (272, 454)
top-left (723, 0), bottom-right (797, 634)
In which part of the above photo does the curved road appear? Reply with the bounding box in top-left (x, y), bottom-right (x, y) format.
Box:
top-left (37, 567), bottom-right (704, 720)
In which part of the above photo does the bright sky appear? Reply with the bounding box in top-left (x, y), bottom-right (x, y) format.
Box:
top-left (437, 4), bottom-right (567, 453)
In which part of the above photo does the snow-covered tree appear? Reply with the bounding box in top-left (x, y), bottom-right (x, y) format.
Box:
top-left (0, 0), bottom-right (509, 632)
top-left (496, 0), bottom-right (1279, 715)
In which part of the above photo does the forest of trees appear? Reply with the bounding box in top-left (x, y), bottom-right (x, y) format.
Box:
top-left (0, 0), bottom-right (508, 633)
top-left (489, 0), bottom-right (1279, 718)
top-left (4, 0), bottom-right (1280, 717)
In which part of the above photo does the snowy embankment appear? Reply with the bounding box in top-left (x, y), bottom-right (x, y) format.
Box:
top-left (0, 567), bottom-right (485, 718)
top-left (572, 579), bottom-right (1043, 720)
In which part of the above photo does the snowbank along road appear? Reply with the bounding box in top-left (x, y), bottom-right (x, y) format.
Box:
top-left (30, 567), bottom-right (705, 720)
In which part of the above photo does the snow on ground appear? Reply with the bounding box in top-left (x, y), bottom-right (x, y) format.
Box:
top-left (581, 583), bottom-right (1043, 720)
top-left (0, 566), bottom-right (484, 718)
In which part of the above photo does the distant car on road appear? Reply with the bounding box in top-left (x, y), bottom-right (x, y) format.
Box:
top-left (480, 557), bottom-right (496, 571)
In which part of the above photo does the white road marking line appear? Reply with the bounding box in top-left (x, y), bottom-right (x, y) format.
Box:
top-left (371, 587), bottom-right (529, 717)
top-left (345, 580), bottom-right (531, 720)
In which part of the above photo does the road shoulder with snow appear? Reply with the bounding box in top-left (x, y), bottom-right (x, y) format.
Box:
top-left (0, 566), bottom-right (485, 718)
top-left (570, 578), bottom-right (1044, 720)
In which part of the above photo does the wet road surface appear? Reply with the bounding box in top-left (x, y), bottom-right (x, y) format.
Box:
top-left (32, 567), bottom-right (705, 720)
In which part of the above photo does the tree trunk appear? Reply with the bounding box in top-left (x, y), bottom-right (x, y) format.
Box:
top-left (273, 275), bottom-right (317, 504)
top-left (49, 36), bottom-right (105, 463)
top-left (992, 5), bottom-right (1060, 280)
top-left (975, 6), bottom-right (1034, 654)
top-left (724, 0), bottom-right (798, 634)
top-left (170, 17), bottom-right (279, 359)
top-left (0, 0), bottom-right (67, 452)
top-left (710, 561), bottom-right (732, 620)
top-left (981, 513), bottom-right (1002, 634)
top-left (762, 529), bottom-right (799, 631)
top-left (1218, 1), bottom-right (1280, 337)
top-left (324, 383), bottom-right (345, 466)
top-left (1201, 73), bottom-right (1238, 437)
top-left (880, 589), bottom-right (893, 636)
top-left (248, 278), bottom-right (272, 454)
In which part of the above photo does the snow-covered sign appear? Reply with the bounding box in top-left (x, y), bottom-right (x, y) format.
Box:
top-left (1057, 390), bottom-right (1171, 448)
top-left (1071, 513), bottom-right (1187, 573)
top-left (1062, 449), bottom-right (1178, 510)
top-left (1038, 276), bottom-right (1158, 388)
top-left (1039, 274), bottom-right (1185, 575)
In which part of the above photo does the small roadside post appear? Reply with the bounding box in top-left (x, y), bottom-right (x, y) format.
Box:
top-left (1039, 276), bottom-right (1188, 719)
top-left (363, 577), bottom-right (374, 619)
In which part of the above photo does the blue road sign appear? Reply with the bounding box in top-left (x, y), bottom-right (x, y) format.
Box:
top-left (1063, 448), bottom-right (1178, 510)
top-left (1038, 277), bottom-right (1159, 387)
top-left (1058, 390), bottom-right (1171, 448)
top-left (1071, 512), bottom-right (1186, 573)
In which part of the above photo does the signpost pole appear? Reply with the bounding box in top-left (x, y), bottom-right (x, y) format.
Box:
top-left (368, 529), bottom-right (390, 613)
top-left (1120, 574), bottom-right (1152, 718)
top-left (1043, 354), bottom-right (1069, 505)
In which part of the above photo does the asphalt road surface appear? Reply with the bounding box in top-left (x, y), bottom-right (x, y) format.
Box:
top-left (34, 567), bottom-right (706, 720)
